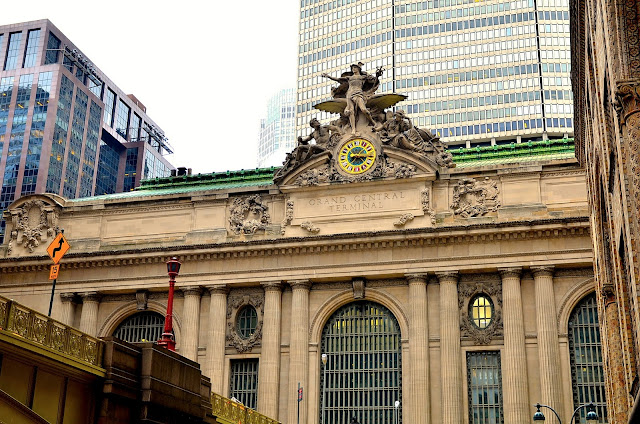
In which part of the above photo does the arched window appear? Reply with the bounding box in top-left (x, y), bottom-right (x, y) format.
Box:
top-left (113, 311), bottom-right (165, 343)
top-left (236, 305), bottom-right (258, 339)
top-left (469, 294), bottom-right (494, 329)
top-left (568, 293), bottom-right (607, 423)
top-left (320, 301), bottom-right (402, 424)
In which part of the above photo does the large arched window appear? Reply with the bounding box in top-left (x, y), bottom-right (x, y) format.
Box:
top-left (113, 311), bottom-right (165, 343)
top-left (320, 301), bottom-right (402, 424)
top-left (568, 293), bottom-right (607, 423)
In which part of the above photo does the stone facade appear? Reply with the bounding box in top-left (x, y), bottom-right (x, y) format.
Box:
top-left (571, 0), bottom-right (640, 422)
top-left (0, 150), bottom-right (594, 424)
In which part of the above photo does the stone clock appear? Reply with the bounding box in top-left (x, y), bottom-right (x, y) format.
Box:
top-left (337, 138), bottom-right (377, 175)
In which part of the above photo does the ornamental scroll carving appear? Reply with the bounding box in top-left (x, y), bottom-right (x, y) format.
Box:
top-left (281, 199), bottom-right (294, 235)
top-left (228, 195), bottom-right (270, 235)
top-left (458, 280), bottom-right (503, 344)
top-left (421, 188), bottom-right (436, 224)
top-left (8, 199), bottom-right (59, 253)
top-left (450, 177), bottom-right (500, 218)
top-left (226, 288), bottom-right (264, 353)
top-left (614, 79), bottom-right (640, 126)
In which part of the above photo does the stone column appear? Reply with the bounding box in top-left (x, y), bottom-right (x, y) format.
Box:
top-left (79, 292), bottom-right (101, 336)
top-left (205, 284), bottom-right (229, 394)
top-left (58, 293), bottom-right (76, 326)
top-left (532, 266), bottom-right (564, 414)
top-left (499, 268), bottom-right (530, 424)
top-left (288, 280), bottom-right (311, 424)
top-left (407, 274), bottom-right (431, 424)
top-left (181, 286), bottom-right (202, 362)
top-left (258, 281), bottom-right (283, 419)
top-left (437, 272), bottom-right (462, 424)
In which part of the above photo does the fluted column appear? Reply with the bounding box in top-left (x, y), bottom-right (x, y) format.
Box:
top-left (499, 267), bottom-right (530, 423)
top-left (79, 292), bottom-right (101, 336)
top-left (258, 281), bottom-right (283, 419)
top-left (407, 274), bottom-right (431, 424)
top-left (181, 286), bottom-right (202, 361)
top-left (437, 271), bottom-right (462, 424)
top-left (58, 292), bottom-right (75, 326)
top-left (532, 266), bottom-right (564, 415)
top-left (205, 285), bottom-right (229, 393)
top-left (288, 280), bottom-right (311, 424)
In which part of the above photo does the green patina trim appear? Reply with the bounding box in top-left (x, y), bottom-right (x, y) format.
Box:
top-left (450, 138), bottom-right (575, 162)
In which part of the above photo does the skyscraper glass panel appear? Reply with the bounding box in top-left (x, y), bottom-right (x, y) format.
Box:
top-left (130, 113), bottom-right (141, 141)
top-left (115, 99), bottom-right (130, 140)
top-left (44, 32), bottom-right (61, 65)
top-left (22, 71), bottom-right (52, 196)
top-left (0, 77), bottom-right (14, 146)
top-left (123, 147), bottom-right (137, 192)
top-left (62, 88), bottom-right (88, 199)
top-left (78, 100), bottom-right (102, 197)
top-left (95, 140), bottom-right (120, 195)
top-left (22, 29), bottom-right (41, 68)
top-left (103, 88), bottom-right (116, 127)
top-left (47, 74), bottom-right (73, 194)
top-left (4, 32), bottom-right (23, 71)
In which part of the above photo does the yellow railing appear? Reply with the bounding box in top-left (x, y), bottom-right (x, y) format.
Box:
top-left (211, 393), bottom-right (280, 424)
top-left (0, 295), bottom-right (103, 368)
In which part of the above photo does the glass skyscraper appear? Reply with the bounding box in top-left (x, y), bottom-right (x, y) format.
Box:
top-left (296, 0), bottom-right (573, 148)
top-left (258, 88), bottom-right (296, 168)
top-left (0, 20), bottom-right (174, 240)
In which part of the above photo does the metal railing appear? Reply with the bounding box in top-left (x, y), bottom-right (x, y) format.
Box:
top-left (211, 392), bottom-right (280, 424)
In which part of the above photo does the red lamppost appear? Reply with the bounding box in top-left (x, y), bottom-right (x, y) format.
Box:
top-left (157, 257), bottom-right (181, 351)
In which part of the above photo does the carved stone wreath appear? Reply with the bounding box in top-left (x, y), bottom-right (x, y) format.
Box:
top-left (458, 281), bottom-right (503, 344)
top-left (8, 199), bottom-right (59, 253)
top-left (226, 289), bottom-right (265, 353)
top-left (229, 195), bottom-right (270, 235)
top-left (450, 177), bottom-right (500, 218)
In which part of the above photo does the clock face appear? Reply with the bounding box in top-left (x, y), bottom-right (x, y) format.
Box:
top-left (338, 139), bottom-right (377, 174)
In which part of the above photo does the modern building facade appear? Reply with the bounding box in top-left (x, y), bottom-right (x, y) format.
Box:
top-left (571, 0), bottom-right (640, 422)
top-left (296, 0), bottom-right (573, 147)
top-left (0, 19), bottom-right (174, 241)
top-left (258, 88), bottom-right (297, 168)
top-left (0, 139), bottom-right (607, 424)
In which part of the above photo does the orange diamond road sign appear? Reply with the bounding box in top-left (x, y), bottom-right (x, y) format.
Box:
top-left (49, 264), bottom-right (60, 280)
top-left (47, 233), bottom-right (70, 264)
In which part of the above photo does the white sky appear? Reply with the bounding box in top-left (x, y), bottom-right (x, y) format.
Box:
top-left (1, 1), bottom-right (300, 174)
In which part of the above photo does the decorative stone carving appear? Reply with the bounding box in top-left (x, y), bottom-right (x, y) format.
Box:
top-left (281, 199), bottom-right (294, 235)
top-left (293, 165), bottom-right (330, 187)
top-left (450, 177), bottom-right (500, 217)
top-left (458, 280), bottom-right (503, 344)
top-left (135, 290), bottom-right (149, 310)
top-left (391, 163), bottom-right (417, 179)
top-left (421, 188), bottom-right (436, 225)
top-left (352, 278), bottom-right (365, 299)
top-left (614, 79), bottom-right (640, 126)
top-left (301, 221), bottom-right (320, 234)
top-left (8, 199), bottom-right (59, 253)
top-left (229, 195), bottom-right (270, 235)
top-left (226, 288), bottom-right (264, 353)
top-left (394, 213), bottom-right (415, 227)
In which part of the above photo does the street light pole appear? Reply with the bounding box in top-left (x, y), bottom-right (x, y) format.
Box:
top-left (157, 257), bottom-right (181, 351)
top-left (394, 400), bottom-right (400, 424)
top-left (533, 402), bottom-right (599, 424)
top-left (321, 353), bottom-right (328, 424)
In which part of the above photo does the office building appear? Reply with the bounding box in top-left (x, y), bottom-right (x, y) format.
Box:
top-left (0, 19), bottom-right (174, 240)
top-left (296, 0), bottom-right (573, 147)
top-left (258, 88), bottom-right (296, 167)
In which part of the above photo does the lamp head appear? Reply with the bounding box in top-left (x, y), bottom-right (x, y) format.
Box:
top-left (394, 401), bottom-right (400, 408)
top-left (533, 404), bottom-right (545, 421)
top-left (167, 257), bottom-right (181, 279)
top-left (321, 353), bottom-right (328, 365)
top-left (585, 404), bottom-right (598, 424)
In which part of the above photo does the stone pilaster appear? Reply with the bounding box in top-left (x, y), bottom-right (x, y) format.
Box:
top-left (258, 281), bottom-right (283, 419)
top-left (79, 292), bottom-right (101, 336)
top-left (437, 271), bottom-right (462, 424)
top-left (406, 274), bottom-right (431, 424)
top-left (205, 284), bottom-right (229, 393)
top-left (59, 292), bottom-right (75, 326)
top-left (499, 267), bottom-right (530, 423)
top-left (532, 266), bottom-right (563, 413)
top-left (288, 280), bottom-right (311, 424)
top-left (181, 286), bottom-right (202, 362)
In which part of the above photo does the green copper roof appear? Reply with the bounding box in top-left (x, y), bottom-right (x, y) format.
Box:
top-left (69, 139), bottom-right (575, 202)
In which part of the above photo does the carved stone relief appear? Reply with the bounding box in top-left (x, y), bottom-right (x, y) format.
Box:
top-left (352, 278), bottom-right (365, 299)
top-left (458, 280), bottom-right (503, 344)
top-left (281, 199), bottom-right (294, 235)
top-left (226, 288), bottom-right (264, 353)
top-left (301, 221), bottom-right (320, 234)
top-left (393, 213), bottom-right (415, 227)
top-left (450, 177), bottom-right (500, 218)
top-left (8, 199), bottom-right (59, 253)
top-left (421, 188), bottom-right (436, 224)
top-left (228, 195), bottom-right (270, 235)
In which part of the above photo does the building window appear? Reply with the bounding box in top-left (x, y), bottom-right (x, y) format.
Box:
top-left (44, 32), bottom-right (61, 65)
top-left (113, 311), bottom-right (165, 343)
top-left (470, 294), bottom-right (493, 329)
top-left (320, 301), bottom-right (402, 424)
top-left (4, 32), bottom-right (23, 71)
top-left (467, 351), bottom-right (503, 424)
top-left (229, 359), bottom-right (259, 409)
top-left (236, 305), bottom-right (258, 339)
top-left (103, 88), bottom-right (116, 127)
top-left (115, 99), bottom-right (130, 140)
top-left (23, 29), bottom-right (41, 68)
top-left (568, 293), bottom-right (607, 423)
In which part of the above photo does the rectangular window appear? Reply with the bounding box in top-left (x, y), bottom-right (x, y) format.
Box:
top-left (103, 88), bottom-right (116, 127)
top-left (115, 99), bottom-right (131, 140)
top-left (467, 351), bottom-right (503, 424)
top-left (4, 32), bottom-right (23, 71)
top-left (229, 359), bottom-right (259, 409)
top-left (23, 29), bottom-right (41, 68)
top-left (44, 32), bottom-right (61, 64)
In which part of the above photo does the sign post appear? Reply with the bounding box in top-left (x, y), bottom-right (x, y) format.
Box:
top-left (46, 230), bottom-right (70, 317)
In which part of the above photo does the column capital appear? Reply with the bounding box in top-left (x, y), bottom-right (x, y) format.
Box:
top-left (261, 281), bottom-right (284, 292)
top-left (614, 79), bottom-right (640, 124)
top-left (436, 271), bottom-right (459, 284)
top-left (531, 266), bottom-right (554, 278)
top-left (182, 286), bottom-right (202, 297)
top-left (288, 280), bottom-right (312, 290)
top-left (207, 284), bottom-right (229, 295)
top-left (499, 267), bottom-right (522, 279)
top-left (80, 292), bottom-right (101, 302)
top-left (60, 292), bottom-right (76, 303)
top-left (405, 273), bottom-right (429, 284)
